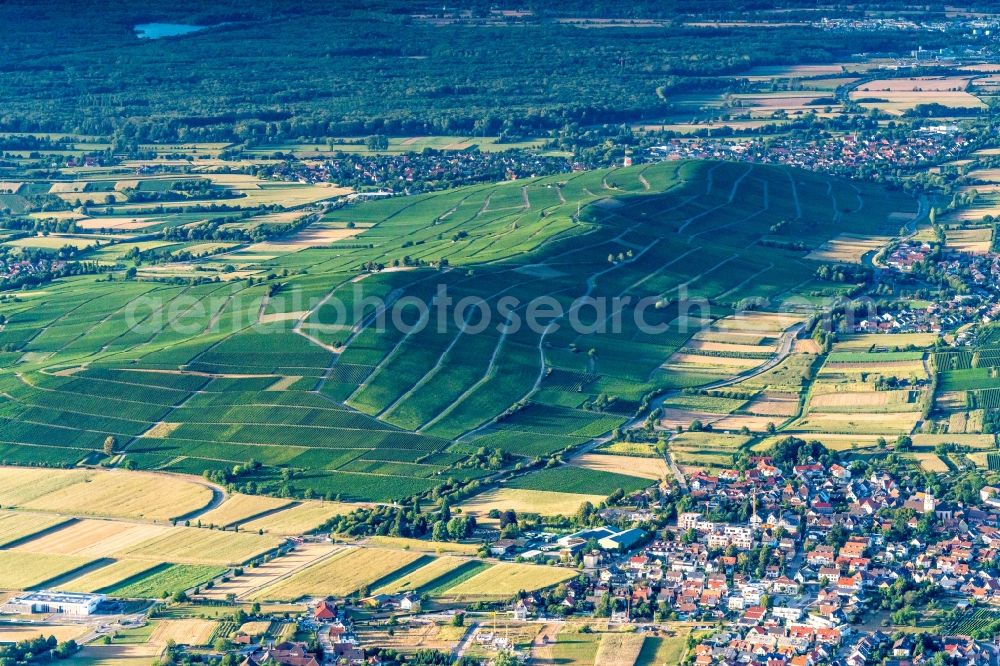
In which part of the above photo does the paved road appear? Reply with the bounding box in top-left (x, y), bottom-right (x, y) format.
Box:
top-left (452, 621), bottom-right (479, 660)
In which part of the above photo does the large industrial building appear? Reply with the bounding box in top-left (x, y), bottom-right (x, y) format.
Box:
top-left (0, 591), bottom-right (104, 616)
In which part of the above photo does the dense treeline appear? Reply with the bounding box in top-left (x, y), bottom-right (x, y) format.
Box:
top-left (0, 1), bottom-right (957, 142)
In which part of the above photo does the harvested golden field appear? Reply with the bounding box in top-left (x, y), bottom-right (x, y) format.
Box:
top-left (0, 624), bottom-right (88, 643)
top-left (686, 339), bottom-right (776, 354)
top-left (0, 552), bottom-right (93, 590)
top-left (4, 234), bottom-right (99, 249)
top-left (47, 181), bottom-right (89, 193)
top-left (0, 510), bottom-right (67, 547)
top-left (659, 408), bottom-right (718, 431)
top-left (366, 536), bottom-right (480, 555)
top-left (54, 559), bottom-right (161, 594)
top-left (791, 411), bottom-right (921, 434)
top-left (593, 632), bottom-right (647, 666)
top-left (945, 410), bottom-right (986, 434)
top-left (857, 76), bottom-right (972, 92)
top-left (239, 501), bottom-right (360, 535)
top-left (633, 630), bottom-right (692, 666)
top-left (75, 216), bottom-right (164, 231)
top-left (443, 563), bottom-right (575, 598)
top-left (670, 432), bottom-right (750, 449)
top-left (253, 547), bottom-right (424, 601)
top-left (711, 414), bottom-right (788, 432)
top-left (744, 391), bottom-right (799, 416)
top-left (646, 119), bottom-right (789, 134)
top-left (731, 93), bottom-right (834, 116)
top-left (740, 63), bottom-right (877, 78)
top-left (280, 225), bottom-right (365, 247)
top-left (709, 311), bottom-right (803, 333)
top-left (945, 227), bottom-right (992, 253)
top-left (911, 433), bottom-right (996, 449)
top-left (935, 391), bottom-right (968, 411)
top-left (833, 332), bottom-right (938, 350)
top-left (114, 527), bottom-right (281, 566)
top-left (0, 467), bottom-right (90, 506)
top-left (21, 470), bottom-right (214, 521)
top-left (237, 621), bottom-right (272, 637)
top-left (149, 619), bottom-right (217, 647)
top-left (967, 452), bottom-right (991, 469)
top-left (818, 360), bottom-right (927, 375)
top-left (458, 488), bottom-right (605, 518)
top-left (912, 453), bottom-right (950, 473)
top-left (142, 422), bottom-right (180, 439)
top-left (373, 556), bottom-right (470, 595)
top-left (265, 375), bottom-right (301, 390)
top-left (850, 80), bottom-right (984, 114)
top-left (196, 494), bottom-right (294, 528)
top-left (950, 199), bottom-right (1000, 222)
top-left (569, 453), bottom-right (667, 481)
top-left (664, 353), bottom-right (760, 368)
top-left (754, 433), bottom-right (882, 452)
top-left (258, 311), bottom-right (308, 324)
top-left (200, 543), bottom-right (342, 601)
top-left (809, 390), bottom-right (913, 410)
top-left (966, 410), bottom-right (985, 433)
top-left (806, 234), bottom-right (890, 263)
top-left (967, 168), bottom-right (1000, 181)
top-left (73, 643), bottom-right (162, 664)
top-left (13, 519), bottom-right (171, 558)
top-left (692, 330), bottom-right (769, 345)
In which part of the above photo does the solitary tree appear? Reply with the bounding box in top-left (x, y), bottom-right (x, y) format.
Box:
top-left (103, 436), bottom-right (116, 457)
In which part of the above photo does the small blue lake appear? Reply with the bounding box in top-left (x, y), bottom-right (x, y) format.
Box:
top-left (134, 23), bottom-right (208, 39)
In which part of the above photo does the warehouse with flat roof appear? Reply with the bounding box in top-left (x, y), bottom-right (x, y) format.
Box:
top-left (0, 591), bottom-right (104, 616)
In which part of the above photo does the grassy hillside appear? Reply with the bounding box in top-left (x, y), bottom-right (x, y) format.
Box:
top-left (0, 160), bottom-right (915, 500)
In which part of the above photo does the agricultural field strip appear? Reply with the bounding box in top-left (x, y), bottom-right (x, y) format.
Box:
top-left (0, 375), bottom-right (189, 436)
top-left (368, 272), bottom-right (545, 418)
top-left (530, 231), bottom-right (669, 396)
top-left (11, 288), bottom-right (116, 349)
top-left (341, 170), bottom-right (708, 427)
top-left (375, 260), bottom-right (598, 417)
top-left (676, 163), bottom-right (754, 234)
top-left (402, 168), bottom-right (768, 430)
top-left (690, 177), bottom-right (771, 241)
top-left (417, 275), bottom-right (582, 435)
top-left (49, 284), bottom-right (164, 355)
top-left (0, 161), bottom-right (911, 500)
top-left (424, 169), bottom-right (749, 435)
top-left (338, 191), bottom-right (644, 417)
top-left (316, 269), bottom-right (456, 395)
top-left (99, 284), bottom-right (201, 349)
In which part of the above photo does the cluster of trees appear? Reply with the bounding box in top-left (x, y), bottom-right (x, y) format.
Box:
top-left (366, 648), bottom-right (482, 665)
top-left (320, 498), bottom-right (477, 542)
top-left (768, 436), bottom-right (835, 473)
top-left (161, 208), bottom-right (320, 244)
top-left (0, 636), bottom-right (79, 664)
top-left (814, 263), bottom-right (870, 284)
